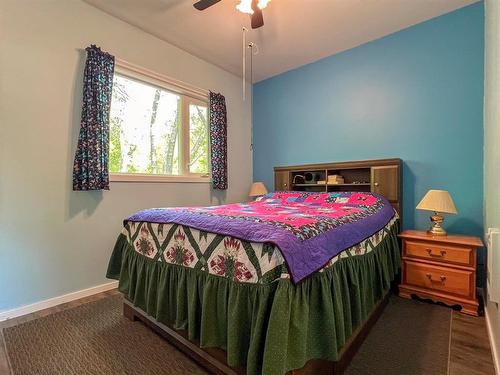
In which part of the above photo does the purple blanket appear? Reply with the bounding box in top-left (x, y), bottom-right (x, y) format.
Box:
top-left (126, 191), bottom-right (395, 282)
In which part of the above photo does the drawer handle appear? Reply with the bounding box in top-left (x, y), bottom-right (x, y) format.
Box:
top-left (426, 248), bottom-right (446, 258)
top-left (426, 273), bottom-right (447, 283)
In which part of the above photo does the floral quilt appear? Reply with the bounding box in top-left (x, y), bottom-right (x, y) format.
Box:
top-left (126, 191), bottom-right (396, 282)
top-left (123, 215), bottom-right (399, 284)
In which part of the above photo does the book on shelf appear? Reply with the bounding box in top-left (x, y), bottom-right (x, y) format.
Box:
top-left (327, 175), bottom-right (344, 184)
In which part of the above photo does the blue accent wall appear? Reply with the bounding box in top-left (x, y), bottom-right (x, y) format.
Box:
top-left (253, 2), bottom-right (484, 237)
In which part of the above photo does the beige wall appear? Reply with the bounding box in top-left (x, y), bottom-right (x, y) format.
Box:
top-left (0, 0), bottom-right (252, 311)
top-left (484, 0), bottom-right (500, 372)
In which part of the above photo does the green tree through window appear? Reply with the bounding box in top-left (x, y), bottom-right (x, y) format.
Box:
top-left (109, 73), bottom-right (209, 177)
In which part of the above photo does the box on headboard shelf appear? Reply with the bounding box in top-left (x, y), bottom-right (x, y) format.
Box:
top-left (274, 158), bottom-right (403, 220)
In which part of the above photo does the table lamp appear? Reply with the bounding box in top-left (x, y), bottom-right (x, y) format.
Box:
top-left (249, 182), bottom-right (268, 198)
top-left (416, 189), bottom-right (457, 236)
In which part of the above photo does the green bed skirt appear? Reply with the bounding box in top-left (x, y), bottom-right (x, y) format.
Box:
top-left (107, 223), bottom-right (400, 375)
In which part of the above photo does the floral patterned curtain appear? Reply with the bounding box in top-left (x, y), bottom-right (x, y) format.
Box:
top-left (72, 45), bottom-right (115, 191)
top-left (209, 92), bottom-right (228, 190)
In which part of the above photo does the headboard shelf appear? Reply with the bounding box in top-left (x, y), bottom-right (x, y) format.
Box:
top-left (293, 183), bottom-right (372, 187)
top-left (274, 158), bottom-right (402, 220)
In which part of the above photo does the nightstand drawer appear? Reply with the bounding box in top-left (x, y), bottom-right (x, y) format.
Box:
top-left (404, 260), bottom-right (474, 297)
top-left (404, 240), bottom-right (473, 267)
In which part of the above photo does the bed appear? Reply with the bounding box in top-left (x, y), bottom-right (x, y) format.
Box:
top-left (107, 186), bottom-right (401, 374)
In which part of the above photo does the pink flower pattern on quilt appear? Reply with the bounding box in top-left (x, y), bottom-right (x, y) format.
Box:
top-left (181, 191), bottom-right (386, 241)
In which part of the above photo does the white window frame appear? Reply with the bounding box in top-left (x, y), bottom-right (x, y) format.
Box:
top-left (109, 60), bottom-right (210, 183)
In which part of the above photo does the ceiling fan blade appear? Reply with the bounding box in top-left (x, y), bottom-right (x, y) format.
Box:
top-left (250, 0), bottom-right (264, 28)
top-left (193, 0), bottom-right (221, 11)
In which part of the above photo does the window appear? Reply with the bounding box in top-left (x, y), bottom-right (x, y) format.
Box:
top-left (109, 65), bottom-right (209, 182)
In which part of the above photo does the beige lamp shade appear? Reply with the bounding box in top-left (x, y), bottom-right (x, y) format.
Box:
top-left (249, 182), bottom-right (268, 197)
top-left (416, 190), bottom-right (457, 214)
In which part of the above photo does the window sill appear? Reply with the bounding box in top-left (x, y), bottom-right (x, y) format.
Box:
top-left (110, 173), bottom-right (211, 183)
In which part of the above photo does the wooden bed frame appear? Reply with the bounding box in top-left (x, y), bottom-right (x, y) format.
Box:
top-left (122, 158), bottom-right (402, 374)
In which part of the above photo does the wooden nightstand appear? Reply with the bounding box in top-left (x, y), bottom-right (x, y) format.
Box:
top-left (398, 230), bottom-right (483, 316)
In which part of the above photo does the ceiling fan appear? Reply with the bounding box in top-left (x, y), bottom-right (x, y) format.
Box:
top-left (193, 0), bottom-right (271, 29)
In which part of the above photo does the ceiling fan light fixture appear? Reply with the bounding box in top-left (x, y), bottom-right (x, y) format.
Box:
top-left (236, 0), bottom-right (271, 14)
top-left (236, 0), bottom-right (254, 14)
top-left (257, 0), bottom-right (271, 9)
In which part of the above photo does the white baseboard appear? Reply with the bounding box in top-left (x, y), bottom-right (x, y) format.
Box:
top-left (0, 281), bottom-right (118, 322)
top-left (486, 306), bottom-right (500, 375)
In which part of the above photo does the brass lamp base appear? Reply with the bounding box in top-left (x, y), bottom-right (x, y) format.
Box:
top-left (427, 212), bottom-right (447, 236)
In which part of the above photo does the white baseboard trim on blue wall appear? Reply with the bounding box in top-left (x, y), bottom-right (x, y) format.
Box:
top-left (486, 306), bottom-right (500, 375)
top-left (0, 281), bottom-right (118, 322)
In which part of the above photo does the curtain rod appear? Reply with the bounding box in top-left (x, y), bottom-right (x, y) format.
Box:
top-left (115, 57), bottom-right (210, 99)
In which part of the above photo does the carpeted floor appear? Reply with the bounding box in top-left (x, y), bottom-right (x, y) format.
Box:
top-left (3, 294), bottom-right (451, 375)
top-left (3, 295), bottom-right (207, 375)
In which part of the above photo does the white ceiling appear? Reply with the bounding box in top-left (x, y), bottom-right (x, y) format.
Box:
top-left (84, 0), bottom-right (479, 82)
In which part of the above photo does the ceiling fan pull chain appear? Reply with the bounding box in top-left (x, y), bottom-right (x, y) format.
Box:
top-left (242, 27), bottom-right (247, 101)
top-left (249, 41), bottom-right (253, 150)
top-left (242, 29), bottom-right (259, 150)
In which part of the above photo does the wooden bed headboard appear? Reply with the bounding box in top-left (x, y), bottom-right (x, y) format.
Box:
top-left (274, 158), bottom-right (403, 219)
